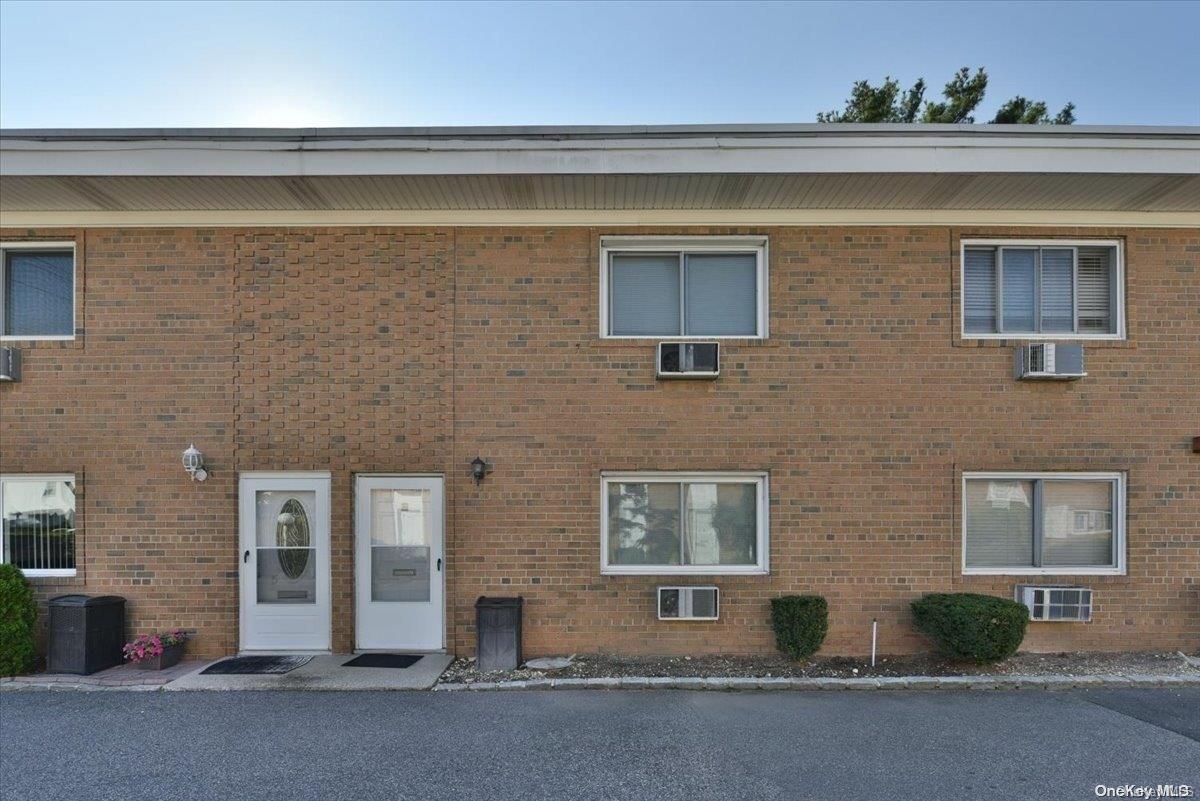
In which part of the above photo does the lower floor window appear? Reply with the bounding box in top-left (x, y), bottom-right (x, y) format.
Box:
top-left (602, 473), bottom-right (767, 575)
top-left (0, 474), bottom-right (76, 576)
top-left (963, 472), bottom-right (1123, 574)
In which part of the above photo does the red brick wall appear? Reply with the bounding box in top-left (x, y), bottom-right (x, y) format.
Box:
top-left (2, 225), bottom-right (1196, 659)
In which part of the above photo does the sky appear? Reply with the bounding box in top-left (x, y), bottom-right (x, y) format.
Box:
top-left (1, 0), bottom-right (1197, 129)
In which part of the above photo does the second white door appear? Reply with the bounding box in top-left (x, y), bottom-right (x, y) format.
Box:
top-left (354, 475), bottom-right (445, 650)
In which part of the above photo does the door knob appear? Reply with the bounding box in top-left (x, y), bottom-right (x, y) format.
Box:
top-left (437, 558), bottom-right (442, 571)
top-left (243, 550), bottom-right (250, 564)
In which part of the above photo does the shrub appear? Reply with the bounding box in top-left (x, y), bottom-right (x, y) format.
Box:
top-left (770, 595), bottom-right (828, 660)
top-left (911, 592), bottom-right (1029, 663)
top-left (0, 563), bottom-right (38, 676)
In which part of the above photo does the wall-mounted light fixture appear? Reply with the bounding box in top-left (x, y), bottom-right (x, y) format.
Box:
top-left (182, 444), bottom-right (208, 482)
top-left (470, 456), bottom-right (492, 486)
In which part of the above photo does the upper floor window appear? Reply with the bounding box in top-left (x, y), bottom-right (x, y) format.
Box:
top-left (600, 237), bottom-right (767, 338)
top-left (962, 472), bottom-right (1124, 576)
top-left (0, 474), bottom-right (77, 577)
top-left (0, 242), bottom-right (76, 340)
top-left (961, 240), bottom-right (1123, 339)
top-left (601, 472), bottom-right (768, 575)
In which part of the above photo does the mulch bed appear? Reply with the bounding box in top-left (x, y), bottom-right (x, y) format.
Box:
top-left (439, 651), bottom-right (1198, 685)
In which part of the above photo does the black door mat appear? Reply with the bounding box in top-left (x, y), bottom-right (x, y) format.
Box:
top-left (201, 655), bottom-right (313, 675)
top-left (342, 653), bottom-right (423, 669)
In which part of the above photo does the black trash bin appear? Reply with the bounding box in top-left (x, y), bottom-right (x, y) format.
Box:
top-left (475, 596), bottom-right (523, 672)
top-left (47, 595), bottom-right (126, 675)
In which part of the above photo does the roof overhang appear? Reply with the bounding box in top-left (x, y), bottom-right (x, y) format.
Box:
top-left (2, 124), bottom-right (1198, 227)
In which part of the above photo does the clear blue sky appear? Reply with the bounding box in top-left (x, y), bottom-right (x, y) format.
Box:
top-left (1, 0), bottom-right (1197, 128)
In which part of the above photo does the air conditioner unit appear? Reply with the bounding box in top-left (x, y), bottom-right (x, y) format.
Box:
top-left (657, 586), bottom-right (719, 621)
top-left (657, 342), bottom-right (719, 379)
top-left (1015, 585), bottom-right (1093, 622)
top-left (0, 347), bottom-right (20, 382)
top-left (1014, 343), bottom-right (1086, 381)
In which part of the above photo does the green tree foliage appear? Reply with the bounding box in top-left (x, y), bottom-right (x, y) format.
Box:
top-left (818, 67), bottom-right (1074, 125)
top-left (0, 563), bottom-right (38, 676)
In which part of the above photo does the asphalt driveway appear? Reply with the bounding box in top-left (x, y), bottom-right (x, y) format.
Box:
top-left (2, 688), bottom-right (1197, 801)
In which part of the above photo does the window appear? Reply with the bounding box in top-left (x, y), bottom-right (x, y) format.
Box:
top-left (600, 237), bottom-right (767, 338)
top-left (601, 473), bottom-right (768, 575)
top-left (0, 475), bottom-right (77, 577)
top-left (961, 240), bottom-right (1122, 339)
top-left (962, 472), bottom-right (1124, 575)
top-left (0, 242), bottom-right (76, 339)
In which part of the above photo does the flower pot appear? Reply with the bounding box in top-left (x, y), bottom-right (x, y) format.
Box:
top-left (134, 643), bottom-right (184, 671)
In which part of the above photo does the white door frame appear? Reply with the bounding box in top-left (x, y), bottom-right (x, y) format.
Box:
top-left (238, 471), bottom-right (332, 652)
top-left (354, 474), bottom-right (446, 651)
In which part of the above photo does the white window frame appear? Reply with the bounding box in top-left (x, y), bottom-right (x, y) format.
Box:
top-left (959, 238), bottom-right (1125, 341)
top-left (0, 241), bottom-right (77, 341)
top-left (0, 473), bottom-right (78, 578)
top-left (600, 471), bottom-right (769, 576)
top-left (599, 236), bottom-right (768, 340)
top-left (961, 471), bottom-right (1126, 576)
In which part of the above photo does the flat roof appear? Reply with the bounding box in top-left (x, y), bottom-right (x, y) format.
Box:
top-left (3, 123), bottom-right (1199, 141)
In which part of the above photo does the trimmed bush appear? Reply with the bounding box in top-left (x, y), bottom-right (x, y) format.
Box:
top-left (770, 595), bottom-right (828, 660)
top-left (911, 592), bottom-right (1028, 663)
top-left (0, 563), bottom-right (38, 676)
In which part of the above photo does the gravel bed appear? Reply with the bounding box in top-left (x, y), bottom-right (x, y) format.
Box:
top-left (439, 650), bottom-right (1199, 686)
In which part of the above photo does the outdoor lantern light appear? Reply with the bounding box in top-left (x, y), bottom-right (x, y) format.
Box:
top-left (182, 444), bottom-right (208, 482)
top-left (470, 456), bottom-right (492, 486)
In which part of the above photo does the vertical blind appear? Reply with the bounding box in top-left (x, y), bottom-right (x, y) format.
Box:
top-left (963, 244), bottom-right (1116, 335)
top-left (0, 477), bottom-right (76, 572)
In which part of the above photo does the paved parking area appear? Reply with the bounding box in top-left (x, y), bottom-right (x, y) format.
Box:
top-left (2, 688), bottom-right (1197, 801)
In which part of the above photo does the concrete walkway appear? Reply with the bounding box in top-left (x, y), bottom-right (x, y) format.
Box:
top-left (165, 653), bottom-right (453, 691)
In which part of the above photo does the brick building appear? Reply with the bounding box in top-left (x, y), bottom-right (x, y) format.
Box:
top-left (1, 124), bottom-right (1197, 659)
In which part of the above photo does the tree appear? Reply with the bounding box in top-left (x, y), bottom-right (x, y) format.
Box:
top-left (818, 67), bottom-right (1074, 125)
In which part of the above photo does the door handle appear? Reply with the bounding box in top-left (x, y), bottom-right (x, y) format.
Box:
top-left (243, 550), bottom-right (250, 564)
top-left (437, 558), bottom-right (442, 572)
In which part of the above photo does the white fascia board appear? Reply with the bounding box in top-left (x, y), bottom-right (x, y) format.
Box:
top-left (3, 133), bottom-right (1198, 177)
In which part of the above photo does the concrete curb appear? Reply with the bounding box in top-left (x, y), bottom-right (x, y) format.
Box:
top-left (433, 673), bottom-right (1200, 692)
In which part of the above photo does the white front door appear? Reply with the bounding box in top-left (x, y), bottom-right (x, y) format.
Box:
top-left (354, 475), bottom-right (445, 650)
top-left (239, 473), bottom-right (331, 651)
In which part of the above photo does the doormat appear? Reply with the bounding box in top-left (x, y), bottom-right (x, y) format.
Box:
top-left (200, 655), bottom-right (313, 675)
top-left (342, 653), bottom-right (423, 669)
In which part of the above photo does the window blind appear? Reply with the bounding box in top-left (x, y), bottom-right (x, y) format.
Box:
top-left (1039, 248), bottom-right (1074, 332)
top-left (963, 480), bottom-right (1035, 568)
top-left (1001, 249), bottom-right (1037, 333)
top-left (1077, 247), bottom-right (1113, 333)
top-left (683, 254), bottom-right (757, 336)
top-left (963, 248), bottom-right (997, 333)
top-left (3, 251), bottom-right (74, 336)
top-left (609, 254), bottom-right (680, 336)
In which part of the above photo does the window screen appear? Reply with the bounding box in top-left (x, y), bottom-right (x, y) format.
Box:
top-left (3, 251), bottom-right (74, 337)
top-left (964, 476), bottom-right (1118, 571)
top-left (962, 244), bottom-right (1118, 336)
top-left (607, 248), bottom-right (760, 336)
top-left (1, 476), bottom-right (76, 573)
top-left (605, 478), bottom-right (761, 571)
